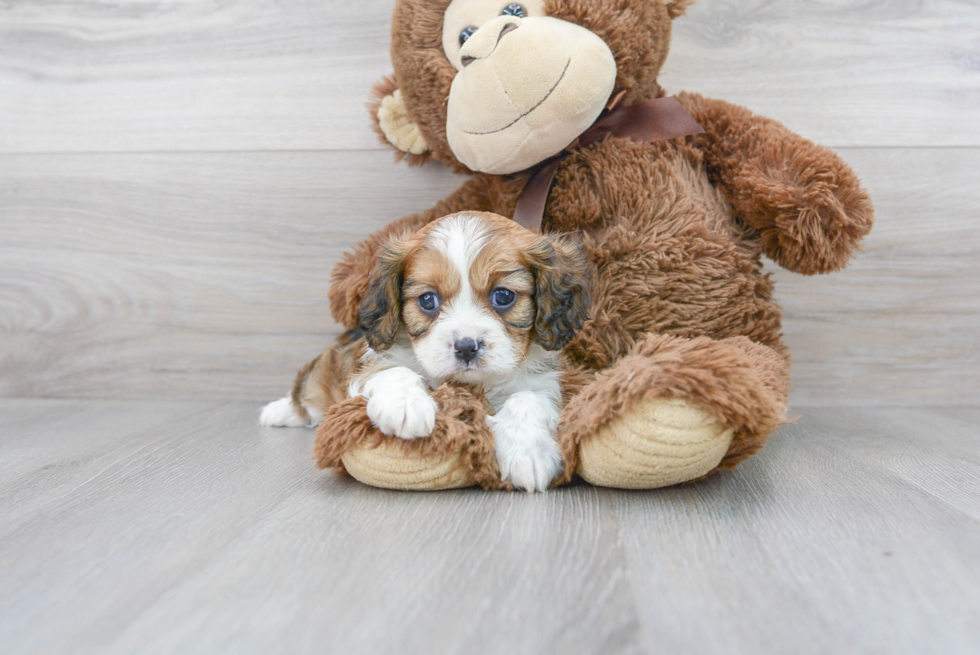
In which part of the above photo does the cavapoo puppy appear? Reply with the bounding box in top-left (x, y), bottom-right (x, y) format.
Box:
top-left (261, 211), bottom-right (591, 491)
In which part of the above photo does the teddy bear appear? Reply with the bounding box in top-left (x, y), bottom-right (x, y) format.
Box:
top-left (290, 0), bottom-right (874, 491)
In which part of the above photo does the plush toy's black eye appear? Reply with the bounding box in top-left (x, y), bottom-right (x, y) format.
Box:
top-left (490, 288), bottom-right (517, 310)
top-left (459, 26), bottom-right (477, 46)
top-left (501, 3), bottom-right (525, 18)
top-left (418, 292), bottom-right (441, 314)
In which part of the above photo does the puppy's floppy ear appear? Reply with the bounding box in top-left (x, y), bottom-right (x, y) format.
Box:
top-left (665, 0), bottom-right (695, 19)
top-left (368, 75), bottom-right (432, 166)
top-left (357, 240), bottom-right (407, 351)
top-left (527, 234), bottom-right (592, 351)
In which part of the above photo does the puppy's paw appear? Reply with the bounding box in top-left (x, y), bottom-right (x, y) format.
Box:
top-left (497, 438), bottom-right (563, 492)
top-left (259, 397), bottom-right (321, 428)
top-left (366, 386), bottom-right (438, 440)
top-left (489, 391), bottom-right (564, 492)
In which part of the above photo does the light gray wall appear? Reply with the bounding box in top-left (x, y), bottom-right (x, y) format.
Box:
top-left (1, 0), bottom-right (978, 405)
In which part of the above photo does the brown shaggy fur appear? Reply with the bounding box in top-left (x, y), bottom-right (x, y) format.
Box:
top-left (309, 0), bottom-right (874, 488)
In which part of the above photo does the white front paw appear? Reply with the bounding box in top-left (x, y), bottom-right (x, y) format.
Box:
top-left (489, 391), bottom-right (564, 492)
top-left (495, 436), bottom-right (564, 492)
top-left (366, 386), bottom-right (438, 440)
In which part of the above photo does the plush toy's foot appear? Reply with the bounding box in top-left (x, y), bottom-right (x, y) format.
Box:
top-left (559, 334), bottom-right (790, 489)
top-left (314, 383), bottom-right (508, 492)
top-left (341, 440), bottom-right (474, 491)
top-left (577, 398), bottom-right (733, 489)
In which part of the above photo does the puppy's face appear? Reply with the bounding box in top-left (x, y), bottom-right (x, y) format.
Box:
top-left (358, 212), bottom-right (590, 383)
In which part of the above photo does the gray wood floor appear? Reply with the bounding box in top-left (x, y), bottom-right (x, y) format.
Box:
top-left (1, 401), bottom-right (978, 654)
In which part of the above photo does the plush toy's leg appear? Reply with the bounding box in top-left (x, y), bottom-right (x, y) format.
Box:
top-left (558, 334), bottom-right (790, 489)
top-left (314, 383), bottom-right (509, 491)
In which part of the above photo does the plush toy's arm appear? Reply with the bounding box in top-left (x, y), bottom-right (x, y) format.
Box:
top-left (678, 92), bottom-right (874, 274)
top-left (328, 175), bottom-right (495, 328)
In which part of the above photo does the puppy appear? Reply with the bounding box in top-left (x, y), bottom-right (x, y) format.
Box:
top-left (261, 211), bottom-right (591, 491)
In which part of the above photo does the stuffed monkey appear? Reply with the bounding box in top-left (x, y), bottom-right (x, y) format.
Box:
top-left (275, 0), bottom-right (873, 491)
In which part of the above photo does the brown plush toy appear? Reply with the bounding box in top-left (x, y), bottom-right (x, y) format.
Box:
top-left (268, 0), bottom-right (874, 491)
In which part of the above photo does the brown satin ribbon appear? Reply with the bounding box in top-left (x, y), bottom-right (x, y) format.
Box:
top-left (512, 96), bottom-right (705, 232)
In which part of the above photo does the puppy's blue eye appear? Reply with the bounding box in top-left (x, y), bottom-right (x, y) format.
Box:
top-left (418, 293), bottom-right (441, 314)
top-left (502, 3), bottom-right (525, 18)
top-left (491, 288), bottom-right (516, 309)
top-left (459, 26), bottom-right (477, 45)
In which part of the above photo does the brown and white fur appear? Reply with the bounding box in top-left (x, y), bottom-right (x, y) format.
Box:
top-left (261, 211), bottom-right (591, 491)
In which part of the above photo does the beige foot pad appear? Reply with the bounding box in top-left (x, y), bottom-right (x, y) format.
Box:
top-left (340, 440), bottom-right (475, 491)
top-left (577, 398), bottom-right (734, 489)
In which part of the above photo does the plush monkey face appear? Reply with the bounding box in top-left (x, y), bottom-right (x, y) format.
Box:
top-left (373, 0), bottom-right (693, 175)
top-left (442, 1), bottom-right (616, 174)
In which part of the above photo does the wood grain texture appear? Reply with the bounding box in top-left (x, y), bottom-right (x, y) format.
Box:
top-left (662, 0), bottom-right (980, 148)
top-left (614, 406), bottom-right (980, 654)
top-left (2, 148), bottom-right (977, 404)
top-left (0, 401), bottom-right (978, 654)
top-left (0, 0), bottom-right (977, 154)
top-left (0, 0), bottom-right (397, 153)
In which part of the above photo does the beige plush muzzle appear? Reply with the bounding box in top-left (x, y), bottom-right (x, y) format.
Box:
top-left (445, 16), bottom-right (617, 175)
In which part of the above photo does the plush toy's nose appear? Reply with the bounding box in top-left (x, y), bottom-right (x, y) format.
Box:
top-left (460, 18), bottom-right (520, 68)
top-left (453, 338), bottom-right (481, 363)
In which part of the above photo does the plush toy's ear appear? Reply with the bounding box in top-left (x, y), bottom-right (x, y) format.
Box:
top-left (357, 240), bottom-right (407, 351)
top-left (528, 235), bottom-right (592, 352)
top-left (665, 0), bottom-right (695, 19)
top-left (368, 76), bottom-right (432, 165)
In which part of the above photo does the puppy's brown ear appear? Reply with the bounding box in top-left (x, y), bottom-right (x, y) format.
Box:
top-left (666, 0), bottom-right (695, 19)
top-left (368, 75), bottom-right (432, 166)
top-left (528, 234), bottom-right (592, 351)
top-left (357, 241), bottom-right (406, 351)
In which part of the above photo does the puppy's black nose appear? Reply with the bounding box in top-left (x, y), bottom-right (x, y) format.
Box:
top-left (454, 338), bottom-right (480, 363)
